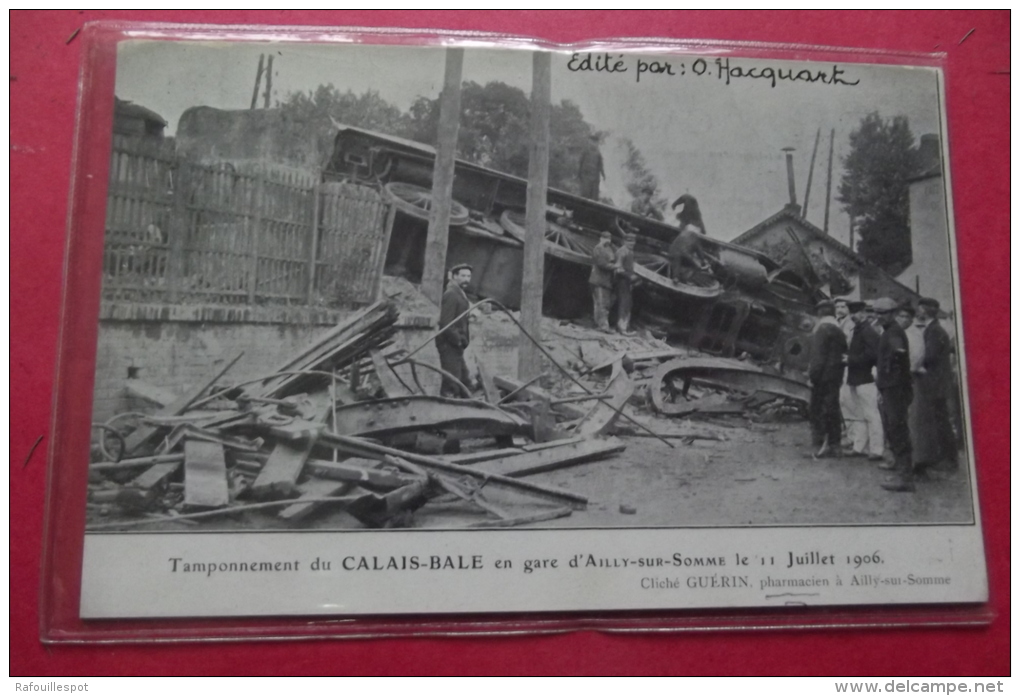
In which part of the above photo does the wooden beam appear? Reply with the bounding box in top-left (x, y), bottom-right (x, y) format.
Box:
top-left (278, 477), bottom-right (351, 522)
top-left (305, 458), bottom-right (420, 490)
top-left (321, 432), bottom-right (589, 510)
top-left (518, 50), bottom-right (552, 381)
top-left (476, 362), bottom-right (501, 405)
top-left (91, 454), bottom-right (183, 473)
top-left (420, 47), bottom-right (464, 305)
top-left (492, 375), bottom-right (586, 420)
top-left (574, 368), bottom-right (633, 438)
top-left (250, 392), bottom-right (333, 499)
top-left (474, 437), bottom-right (625, 478)
top-left (183, 439), bottom-right (229, 508)
top-left (370, 349), bottom-right (414, 397)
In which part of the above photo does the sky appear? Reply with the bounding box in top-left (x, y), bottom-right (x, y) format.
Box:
top-left (116, 39), bottom-right (945, 245)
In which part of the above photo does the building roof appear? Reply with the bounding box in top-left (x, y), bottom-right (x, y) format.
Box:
top-left (731, 206), bottom-right (868, 267)
top-left (114, 97), bottom-right (167, 127)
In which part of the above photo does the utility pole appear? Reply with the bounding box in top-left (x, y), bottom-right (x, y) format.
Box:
top-left (803, 127), bottom-right (821, 219)
top-left (263, 54), bottom-right (274, 109)
top-left (420, 48), bottom-right (464, 305)
top-left (518, 51), bottom-right (551, 381)
top-left (782, 147), bottom-right (797, 209)
top-left (823, 128), bottom-right (835, 234)
top-left (250, 54), bottom-right (265, 110)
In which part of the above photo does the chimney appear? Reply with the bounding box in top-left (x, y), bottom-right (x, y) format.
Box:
top-left (782, 147), bottom-right (800, 213)
top-left (917, 134), bottom-right (941, 175)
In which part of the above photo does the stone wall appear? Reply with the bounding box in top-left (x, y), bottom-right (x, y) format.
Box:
top-left (92, 298), bottom-right (459, 425)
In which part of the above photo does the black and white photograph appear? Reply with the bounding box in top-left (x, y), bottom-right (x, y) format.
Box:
top-left (77, 35), bottom-right (987, 618)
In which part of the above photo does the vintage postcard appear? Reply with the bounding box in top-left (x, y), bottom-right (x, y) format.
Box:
top-left (76, 33), bottom-right (986, 621)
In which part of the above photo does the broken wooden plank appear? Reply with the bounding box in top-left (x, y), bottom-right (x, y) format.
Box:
top-left (474, 437), bottom-right (625, 478)
top-left (250, 438), bottom-right (317, 500)
top-left (183, 439), bottom-right (230, 508)
top-left (492, 375), bottom-right (586, 420)
top-left (130, 460), bottom-right (182, 489)
top-left (305, 458), bottom-right (420, 490)
top-left (264, 419), bottom-right (324, 442)
top-left (574, 368), bottom-right (634, 438)
top-left (90, 453), bottom-right (184, 473)
top-left (123, 352), bottom-right (244, 456)
top-left (467, 507), bottom-right (573, 528)
top-left (370, 349), bottom-right (415, 397)
top-left (322, 432), bottom-right (589, 510)
top-left (250, 392), bottom-right (332, 499)
top-left (278, 478), bottom-right (352, 522)
top-left (476, 363), bottom-right (501, 405)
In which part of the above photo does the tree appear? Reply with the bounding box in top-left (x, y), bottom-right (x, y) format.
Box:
top-left (837, 112), bottom-right (918, 275)
top-left (620, 137), bottom-right (667, 219)
top-left (406, 81), bottom-right (600, 193)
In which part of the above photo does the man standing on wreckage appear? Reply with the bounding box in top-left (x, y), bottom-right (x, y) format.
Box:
top-left (436, 263), bottom-right (475, 398)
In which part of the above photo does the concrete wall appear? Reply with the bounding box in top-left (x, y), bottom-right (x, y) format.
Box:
top-left (900, 175), bottom-right (955, 311)
top-left (92, 303), bottom-right (350, 424)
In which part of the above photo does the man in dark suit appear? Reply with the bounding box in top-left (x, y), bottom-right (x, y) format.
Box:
top-left (808, 300), bottom-right (848, 458)
top-left (874, 297), bottom-right (916, 492)
top-left (437, 264), bottom-right (473, 397)
top-left (844, 300), bottom-right (885, 461)
top-left (915, 297), bottom-right (959, 471)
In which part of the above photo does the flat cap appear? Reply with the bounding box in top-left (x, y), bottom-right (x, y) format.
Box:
top-left (918, 297), bottom-right (941, 310)
top-left (450, 263), bottom-right (473, 274)
top-left (599, 230), bottom-right (613, 239)
top-left (872, 297), bottom-right (899, 313)
top-left (848, 300), bottom-right (867, 312)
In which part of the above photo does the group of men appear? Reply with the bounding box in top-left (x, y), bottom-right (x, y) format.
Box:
top-left (808, 295), bottom-right (959, 493)
top-left (588, 230), bottom-right (638, 335)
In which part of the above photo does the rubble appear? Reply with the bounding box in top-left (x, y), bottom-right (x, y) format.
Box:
top-left (87, 298), bottom-right (631, 531)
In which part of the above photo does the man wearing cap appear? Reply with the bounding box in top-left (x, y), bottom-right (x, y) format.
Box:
top-left (844, 300), bottom-right (884, 460)
top-left (912, 298), bottom-right (959, 471)
top-left (589, 231), bottom-right (616, 332)
top-left (874, 298), bottom-right (916, 492)
top-left (436, 264), bottom-right (474, 397)
top-left (808, 299), bottom-right (848, 458)
top-left (578, 133), bottom-right (605, 201)
top-left (614, 233), bottom-right (638, 335)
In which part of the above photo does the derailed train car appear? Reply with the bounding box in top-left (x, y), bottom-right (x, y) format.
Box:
top-left (324, 126), bottom-right (822, 375)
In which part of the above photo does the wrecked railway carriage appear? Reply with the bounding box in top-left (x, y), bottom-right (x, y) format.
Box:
top-left (325, 126), bottom-right (822, 374)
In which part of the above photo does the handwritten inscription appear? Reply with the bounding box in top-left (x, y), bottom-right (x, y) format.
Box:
top-left (567, 52), bottom-right (861, 88)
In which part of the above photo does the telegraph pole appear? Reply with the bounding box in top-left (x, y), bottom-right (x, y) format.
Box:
top-left (264, 54), bottom-right (274, 108)
top-left (518, 51), bottom-right (551, 381)
top-left (823, 128), bottom-right (835, 234)
top-left (803, 127), bottom-right (821, 219)
top-left (250, 54), bottom-right (265, 110)
top-left (421, 48), bottom-right (464, 305)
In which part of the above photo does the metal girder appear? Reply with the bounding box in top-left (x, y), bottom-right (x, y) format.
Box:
top-left (650, 357), bottom-right (810, 416)
top-left (332, 395), bottom-right (529, 438)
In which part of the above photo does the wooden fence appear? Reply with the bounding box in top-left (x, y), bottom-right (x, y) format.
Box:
top-left (103, 135), bottom-right (394, 308)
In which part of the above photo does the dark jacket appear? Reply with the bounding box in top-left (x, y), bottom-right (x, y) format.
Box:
top-left (589, 240), bottom-right (616, 288)
top-left (922, 320), bottom-right (954, 395)
top-left (809, 320), bottom-right (847, 385)
top-left (438, 284), bottom-right (470, 349)
top-left (846, 322), bottom-right (880, 386)
top-left (876, 322), bottom-right (911, 390)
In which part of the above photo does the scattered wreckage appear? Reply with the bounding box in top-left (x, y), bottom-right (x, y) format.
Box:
top-left (87, 299), bottom-right (639, 531)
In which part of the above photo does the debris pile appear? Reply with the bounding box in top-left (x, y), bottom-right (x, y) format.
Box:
top-left (87, 299), bottom-right (633, 531)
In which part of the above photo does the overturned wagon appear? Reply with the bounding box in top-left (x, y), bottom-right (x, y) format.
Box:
top-left (324, 126), bottom-right (820, 373)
